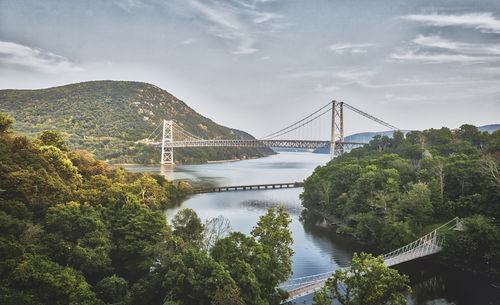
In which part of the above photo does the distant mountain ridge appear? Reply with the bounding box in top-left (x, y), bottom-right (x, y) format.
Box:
top-left (0, 80), bottom-right (270, 164)
top-left (313, 125), bottom-right (499, 154)
top-left (478, 124), bottom-right (500, 133)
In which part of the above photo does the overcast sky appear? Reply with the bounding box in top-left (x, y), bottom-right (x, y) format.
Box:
top-left (1, 0), bottom-right (499, 137)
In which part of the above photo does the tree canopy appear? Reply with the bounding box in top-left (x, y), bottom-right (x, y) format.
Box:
top-left (313, 253), bottom-right (411, 305)
top-left (0, 113), bottom-right (293, 304)
top-left (302, 125), bottom-right (500, 280)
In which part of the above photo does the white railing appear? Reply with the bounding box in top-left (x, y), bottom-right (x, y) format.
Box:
top-left (280, 217), bottom-right (462, 302)
top-left (383, 217), bottom-right (462, 266)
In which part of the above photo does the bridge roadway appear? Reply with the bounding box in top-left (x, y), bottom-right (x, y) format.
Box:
top-left (195, 182), bottom-right (304, 193)
top-left (152, 139), bottom-right (368, 149)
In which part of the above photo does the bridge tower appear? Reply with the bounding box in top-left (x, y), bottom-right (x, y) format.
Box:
top-left (161, 119), bottom-right (174, 165)
top-left (330, 100), bottom-right (344, 159)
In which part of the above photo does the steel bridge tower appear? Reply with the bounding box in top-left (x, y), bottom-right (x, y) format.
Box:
top-left (161, 119), bottom-right (174, 165)
top-left (330, 100), bottom-right (344, 159)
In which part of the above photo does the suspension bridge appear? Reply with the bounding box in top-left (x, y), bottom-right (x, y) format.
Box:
top-left (279, 217), bottom-right (463, 302)
top-left (144, 101), bottom-right (399, 164)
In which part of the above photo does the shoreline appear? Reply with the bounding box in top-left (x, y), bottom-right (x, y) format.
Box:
top-left (110, 154), bottom-right (270, 167)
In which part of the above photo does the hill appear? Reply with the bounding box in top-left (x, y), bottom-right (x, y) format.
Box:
top-left (478, 124), bottom-right (500, 133)
top-left (0, 81), bottom-right (271, 164)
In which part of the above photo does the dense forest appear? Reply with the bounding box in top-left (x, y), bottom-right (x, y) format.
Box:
top-left (0, 113), bottom-right (293, 305)
top-left (0, 81), bottom-right (271, 164)
top-left (301, 125), bottom-right (500, 280)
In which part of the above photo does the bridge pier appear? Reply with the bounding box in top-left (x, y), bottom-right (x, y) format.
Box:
top-left (161, 120), bottom-right (174, 165)
top-left (330, 100), bottom-right (345, 159)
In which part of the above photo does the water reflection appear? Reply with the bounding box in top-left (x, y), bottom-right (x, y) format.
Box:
top-left (397, 260), bottom-right (500, 305)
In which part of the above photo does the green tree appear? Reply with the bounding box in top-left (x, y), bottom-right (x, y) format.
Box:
top-left (0, 113), bottom-right (14, 133)
top-left (399, 182), bottom-right (432, 227)
top-left (211, 232), bottom-right (275, 304)
top-left (172, 208), bottom-right (204, 244)
top-left (313, 252), bottom-right (411, 305)
top-left (211, 285), bottom-right (245, 305)
top-left (0, 254), bottom-right (101, 305)
top-left (42, 201), bottom-right (113, 280)
top-left (251, 206), bottom-right (294, 285)
top-left (37, 130), bottom-right (69, 152)
top-left (130, 174), bottom-right (169, 210)
top-left (40, 145), bottom-right (82, 186)
top-left (158, 238), bottom-right (235, 305)
top-left (312, 286), bottom-right (333, 305)
top-left (95, 274), bottom-right (129, 305)
top-left (111, 202), bottom-right (168, 281)
top-left (443, 215), bottom-right (500, 278)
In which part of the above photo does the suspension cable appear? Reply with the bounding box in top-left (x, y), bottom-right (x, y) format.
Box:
top-left (173, 126), bottom-right (198, 141)
top-left (344, 103), bottom-right (399, 130)
top-left (172, 122), bottom-right (204, 140)
top-left (261, 102), bottom-right (332, 139)
top-left (146, 122), bottom-right (162, 140)
top-left (265, 106), bottom-right (332, 139)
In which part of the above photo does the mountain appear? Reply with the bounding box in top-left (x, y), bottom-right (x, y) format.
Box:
top-left (313, 125), bottom-right (499, 154)
top-left (343, 130), bottom-right (407, 143)
top-left (478, 124), bottom-right (500, 133)
top-left (0, 80), bottom-right (271, 164)
top-left (312, 131), bottom-right (410, 154)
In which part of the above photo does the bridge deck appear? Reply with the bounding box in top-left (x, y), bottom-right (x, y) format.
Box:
top-left (151, 139), bottom-right (367, 149)
top-left (196, 182), bottom-right (304, 193)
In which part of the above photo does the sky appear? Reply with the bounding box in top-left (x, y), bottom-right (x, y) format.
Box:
top-left (1, 0), bottom-right (499, 138)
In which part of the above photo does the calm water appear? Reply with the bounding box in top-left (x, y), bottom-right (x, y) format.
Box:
top-left (122, 152), bottom-right (500, 305)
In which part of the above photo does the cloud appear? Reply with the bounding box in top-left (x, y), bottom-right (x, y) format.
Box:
top-left (110, 0), bottom-right (147, 12)
top-left (180, 38), bottom-right (196, 45)
top-left (389, 50), bottom-right (493, 63)
top-left (252, 11), bottom-right (283, 24)
top-left (187, 0), bottom-right (240, 30)
top-left (328, 43), bottom-right (375, 54)
top-left (315, 83), bottom-right (339, 93)
top-left (402, 12), bottom-right (500, 33)
top-left (168, 0), bottom-right (288, 55)
top-left (389, 35), bottom-right (500, 64)
top-left (0, 41), bottom-right (82, 73)
top-left (285, 68), bottom-right (474, 90)
top-left (412, 35), bottom-right (500, 55)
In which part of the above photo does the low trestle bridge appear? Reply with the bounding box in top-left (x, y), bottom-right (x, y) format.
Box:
top-left (195, 182), bottom-right (304, 193)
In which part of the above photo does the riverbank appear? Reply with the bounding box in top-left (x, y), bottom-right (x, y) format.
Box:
top-left (110, 155), bottom-right (264, 167)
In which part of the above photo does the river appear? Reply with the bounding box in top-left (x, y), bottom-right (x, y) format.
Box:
top-left (122, 152), bottom-right (499, 305)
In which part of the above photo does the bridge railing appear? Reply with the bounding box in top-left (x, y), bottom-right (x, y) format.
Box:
top-left (279, 217), bottom-right (461, 302)
top-left (383, 217), bottom-right (462, 265)
top-left (278, 271), bottom-right (332, 291)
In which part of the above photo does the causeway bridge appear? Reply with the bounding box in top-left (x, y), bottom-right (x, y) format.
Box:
top-left (144, 101), bottom-right (400, 164)
top-left (195, 182), bottom-right (304, 193)
top-left (280, 217), bottom-right (463, 302)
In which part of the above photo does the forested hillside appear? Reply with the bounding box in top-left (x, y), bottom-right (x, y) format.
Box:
top-left (301, 125), bottom-right (500, 280)
top-left (0, 81), bottom-right (270, 164)
top-left (0, 113), bottom-right (293, 305)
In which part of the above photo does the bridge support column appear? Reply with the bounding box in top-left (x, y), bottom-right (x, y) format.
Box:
top-left (161, 119), bottom-right (174, 165)
top-left (330, 101), bottom-right (344, 160)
